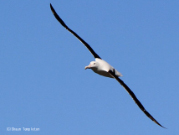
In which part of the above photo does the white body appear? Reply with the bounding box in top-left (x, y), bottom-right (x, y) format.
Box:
top-left (89, 58), bottom-right (122, 78)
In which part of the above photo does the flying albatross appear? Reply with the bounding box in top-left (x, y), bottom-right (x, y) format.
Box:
top-left (50, 3), bottom-right (165, 128)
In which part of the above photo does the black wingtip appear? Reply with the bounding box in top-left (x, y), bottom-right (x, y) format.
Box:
top-left (158, 123), bottom-right (167, 129)
top-left (50, 3), bottom-right (68, 29)
top-left (155, 120), bottom-right (166, 129)
top-left (50, 3), bottom-right (53, 10)
top-left (50, 3), bottom-right (55, 15)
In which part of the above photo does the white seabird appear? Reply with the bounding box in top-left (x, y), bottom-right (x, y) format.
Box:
top-left (50, 3), bottom-right (165, 128)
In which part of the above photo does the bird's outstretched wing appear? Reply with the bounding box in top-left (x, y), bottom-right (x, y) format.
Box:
top-left (108, 70), bottom-right (165, 128)
top-left (50, 3), bottom-right (101, 59)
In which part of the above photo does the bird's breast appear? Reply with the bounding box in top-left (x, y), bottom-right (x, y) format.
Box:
top-left (92, 68), bottom-right (113, 78)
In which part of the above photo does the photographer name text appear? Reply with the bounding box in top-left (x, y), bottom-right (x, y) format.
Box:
top-left (7, 127), bottom-right (40, 132)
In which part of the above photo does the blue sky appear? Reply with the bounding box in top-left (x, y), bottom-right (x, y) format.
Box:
top-left (1, 0), bottom-right (179, 134)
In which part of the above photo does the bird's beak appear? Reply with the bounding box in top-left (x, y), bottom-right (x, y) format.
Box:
top-left (85, 64), bottom-right (91, 70)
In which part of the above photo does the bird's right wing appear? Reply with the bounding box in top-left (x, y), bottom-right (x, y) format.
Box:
top-left (50, 3), bottom-right (101, 59)
top-left (108, 70), bottom-right (165, 128)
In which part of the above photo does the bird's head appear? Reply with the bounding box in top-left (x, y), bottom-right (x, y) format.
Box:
top-left (85, 61), bottom-right (98, 70)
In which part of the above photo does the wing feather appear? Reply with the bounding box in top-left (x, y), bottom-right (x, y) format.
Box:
top-left (108, 70), bottom-right (165, 128)
top-left (50, 3), bottom-right (101, 59)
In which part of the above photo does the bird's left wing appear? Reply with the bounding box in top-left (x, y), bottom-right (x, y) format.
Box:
top-left (50, 3), bottom-right (101, 59)
top-left (108, 70), bottom-right (165, 128)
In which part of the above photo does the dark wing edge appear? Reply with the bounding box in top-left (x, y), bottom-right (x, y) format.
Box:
top-left (108, 70), bottom-right (165, 128)
top-left (50, 3), bottom-right (101, 59)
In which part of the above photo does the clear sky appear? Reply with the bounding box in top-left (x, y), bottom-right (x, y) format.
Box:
top-left (1, 0), bottom-right (179, 134)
